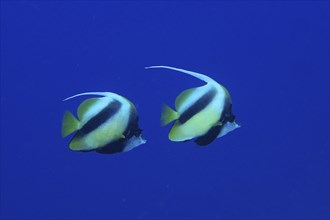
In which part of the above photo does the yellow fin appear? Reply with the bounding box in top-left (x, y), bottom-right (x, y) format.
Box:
top-left (61, 111), bottom-right (80, 137)
top-left (161, 104), bottom-right (179, 126)
top-left (77, 98), bottom-right (99, 121)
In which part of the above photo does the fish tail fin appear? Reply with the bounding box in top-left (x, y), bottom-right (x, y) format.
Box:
top-left (61, 111), bottom-right (80, 137)
top-left (145, 65), bottom-right (215, 84)
top-left (161, 104), bottom-right (179, 126)
top-left (63, 92), bottom-right (113, 101)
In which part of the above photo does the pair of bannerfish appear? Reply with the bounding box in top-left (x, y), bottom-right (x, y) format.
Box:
top-left (61, 66), bottom-right (240, 154)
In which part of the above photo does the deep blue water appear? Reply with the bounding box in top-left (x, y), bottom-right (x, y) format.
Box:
top-left (1, 1), bottom-right (329, 220)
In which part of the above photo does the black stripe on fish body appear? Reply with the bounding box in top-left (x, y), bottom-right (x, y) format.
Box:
top-left (95, 129), bottom-right (142, 155)
top-left (194, 104), bottom-right (237, 147)
top-left (96, 139), bottom-right (127, 154)
top-left (96, 105), bottom-right (142, 154)
top-left (179, 88), bottom-right (217, 124)
top-left (74, 99), bottom-right (122, 138)
top-left (220, 103), bottom-right (236, 124)
top-left (194, 124), bottom-right (222, 146)
top-left (122, 105), bottom-right (140, 139)
top-left (226, 104), bottom-right (236, 123)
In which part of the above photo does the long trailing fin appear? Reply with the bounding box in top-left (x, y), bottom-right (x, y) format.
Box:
top-left (145, 65), bottom-right (215, 84)
top-left (63, 92), bottom-right (114, 101)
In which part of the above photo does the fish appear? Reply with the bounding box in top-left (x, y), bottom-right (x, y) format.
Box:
top-left (61, 92), bottom-right (146, 154)
top-left (145, 66), bottom-right (240, 146)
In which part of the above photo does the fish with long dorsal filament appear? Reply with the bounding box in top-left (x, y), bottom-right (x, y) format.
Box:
top-left (61, 92), bottom-right (146, 154)
top-left (145, 66), bottom-right (240, 146)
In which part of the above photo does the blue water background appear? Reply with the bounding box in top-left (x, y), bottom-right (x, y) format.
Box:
top-left (1, 1), bottom-right (329, 219)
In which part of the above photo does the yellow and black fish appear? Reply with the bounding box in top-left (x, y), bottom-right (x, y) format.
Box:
top-left (146, 66), bottom-right (240, 146)
top-left (61, 92), bottom-right (146, 154)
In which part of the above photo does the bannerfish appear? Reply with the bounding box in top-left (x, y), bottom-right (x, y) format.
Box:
top-left (61, 92), bottom-right (146, 154)
top-left (145, 66), bottom-right (240, 146)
